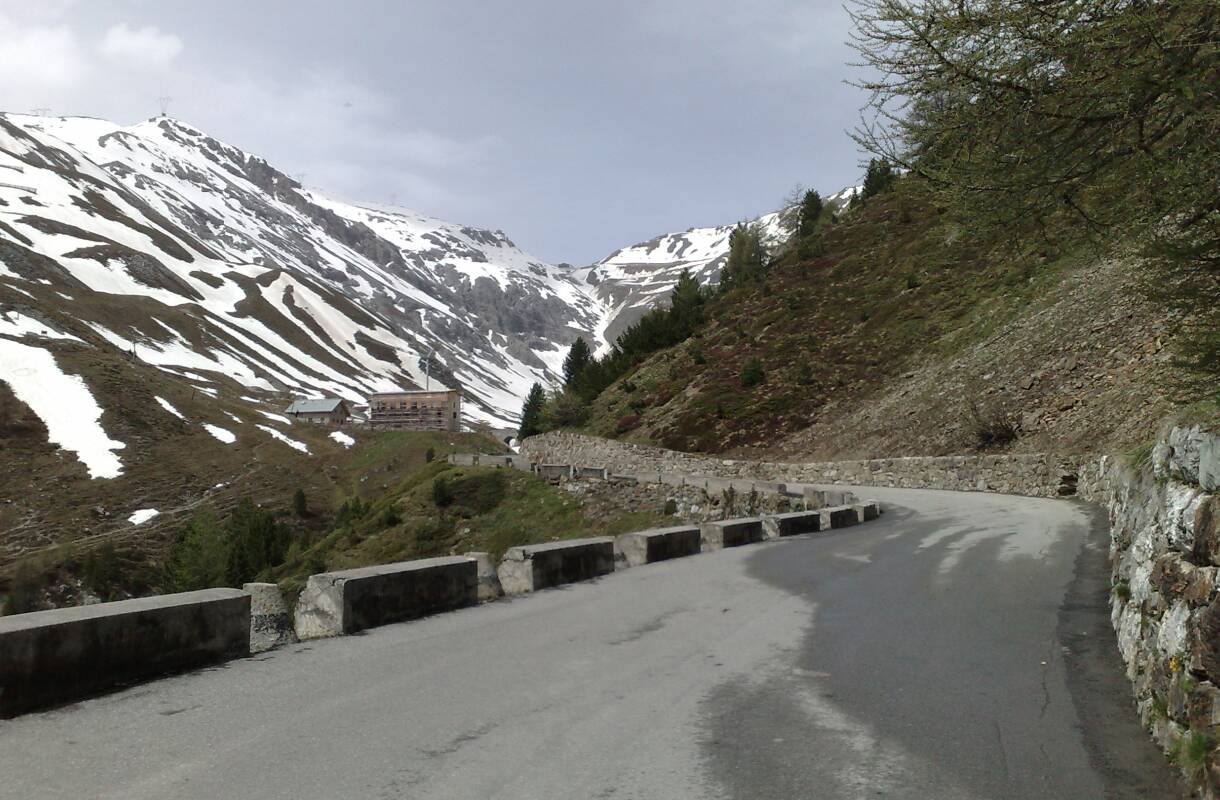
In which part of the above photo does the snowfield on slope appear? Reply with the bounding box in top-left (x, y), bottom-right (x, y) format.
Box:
top-left (0, 338), bottom-right (125, 479)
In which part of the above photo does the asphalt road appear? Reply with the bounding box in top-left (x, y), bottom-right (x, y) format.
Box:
top-left (0, 486), bottom-right (1180, 799)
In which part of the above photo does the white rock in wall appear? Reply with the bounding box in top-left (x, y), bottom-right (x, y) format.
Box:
top-left (1115, 602), bottom-right (1144, 666)
top-left (1166, 426), bottom-right (1207, 484)
top-left (1166, 483), bottom-right (1204, 555)
top-left (1157, 599), bottom-right (1192, 660)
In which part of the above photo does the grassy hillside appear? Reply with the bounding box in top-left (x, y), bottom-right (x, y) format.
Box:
top-left (576, 179), bottom-right (1191, 458)
top-left (269, 462), bottom-right (669, 598)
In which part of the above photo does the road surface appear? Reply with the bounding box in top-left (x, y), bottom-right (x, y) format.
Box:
top-left (0, 486), bottom-right (1179, 799)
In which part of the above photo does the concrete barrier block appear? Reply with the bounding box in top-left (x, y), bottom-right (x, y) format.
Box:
top-left (752, 481), bottom-right (784, 495)
top-left (467, 552), bottom-right (503, 602)
top-left (820, 505), bottom-right (859, 529)
top-left (802, 487), bottom-right (828, 507)
top-left (294, 556), bottom-right (477, 640)
top-left (536, 464), bottom-right (573, 481)
top-left (825, 489), bottom-right (859, 506)
top-left (244, 582), bottom-right (295, 653)
top-left (762, 510), bottom-right (822, 540)
top-left (859, 501), bottom-right (881, 521)
top-left (700, 517), bottom-right (764, 551)
top-left (0, 588), bottom-right (250, 718)
top-left (577, 466), bottom-right (609, 480)
top-left (496, 537), bottom-right (615, 595)
top-left (447, 453), bottom-right (477, 467)
top-left (614, 525), bottom-right (702, 568)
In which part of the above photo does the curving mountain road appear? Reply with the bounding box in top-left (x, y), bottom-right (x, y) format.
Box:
top-left (0, 486), bottom-right (1179, 799)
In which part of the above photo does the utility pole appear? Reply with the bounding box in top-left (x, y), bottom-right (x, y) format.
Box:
top-left (157, 96), bottom-right (172, 117)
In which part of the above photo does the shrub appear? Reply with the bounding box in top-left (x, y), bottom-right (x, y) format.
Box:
top-left (432, 476), bottom-right (455, 508)
top-left (449, 472), bottom-right (507, 515)
top-left (740, 358), bottom-right (766, 388)
top-left (335, 497), bottom-right (369, 527)
top-left (293, 488), bottom-right (308, 518)
top-left (82, 542), bottom-right (123, 600)
top-left (1170, 731), bottom-right (1215, 787)
top-left (379, 507), bottom-right (402, 527)
top-left (969, 401), bottom-right (1019, 450)
top-left (615, 414), bottom-right (642, 435)
top-left (165, 510), bottom-right (230, 592)
top-left (425, 446), bottom-right (436, 463)
top-left (689, 344), bottom-right (706, 365)
top-left (2, 559), bottom-right (43, 615)
top-left (794, 361), bottom-right (814, 386)
top-left (663, 499), bottom-right (678, 515)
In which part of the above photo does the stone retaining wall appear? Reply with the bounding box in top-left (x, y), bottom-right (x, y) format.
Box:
top-left (522, 431), bottom-right (1084, 498)
top-left (1077, 426), bottom-right (1220, 796)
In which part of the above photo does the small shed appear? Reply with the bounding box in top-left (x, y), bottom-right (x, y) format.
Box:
top-left (285, 397), bottom-right (350, 425)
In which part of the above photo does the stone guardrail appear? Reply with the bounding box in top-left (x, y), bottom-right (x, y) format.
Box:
top-left (294, 556), bottom-right (478, 640)
top-left (700, 517), bottom-right (765, 551)
top-left (0, 588), bottom-right (250, 718)
top-left (497, 537), bottom-right (616, 595)
top-left (764, 509), bottom-right (824, 538)
top-left (0, 457), bottom-right (885, 717)
top-left (614, 525), bottom-right (703, 568)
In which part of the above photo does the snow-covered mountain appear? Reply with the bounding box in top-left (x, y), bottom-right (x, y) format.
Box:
top-left (0, 112), bottom-right (850, 442)
top-left (0, 113), bottom-right (610, 427)
top-left (576, 185), bottom-right (859, 343)
top-left (576, 210), bottom-right (794, 343)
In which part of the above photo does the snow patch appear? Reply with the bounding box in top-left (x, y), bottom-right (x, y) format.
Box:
top-left (128, 508), bottom-right (160, 525)
top-left (154, 396), bottom-right (185, 420)
top-left (0, 310), bottom-right (83, 342)
top-left (0, 338), bottom-right (125, 478)
top-left (329, 431), bottom-right (355, 448)
top-left (203, 423), bottom-right (236, 444)
top-left (257, 424), bottom-right (310, 454)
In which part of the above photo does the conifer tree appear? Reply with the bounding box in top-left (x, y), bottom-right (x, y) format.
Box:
top-left (562, 337), bottom-right (592, 389)
top-left (518, 382), bottom-right (546, 439)
top-left (797, 190), bottom-right (823, 238)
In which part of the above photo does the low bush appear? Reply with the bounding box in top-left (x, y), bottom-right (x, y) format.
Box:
top-left (740, 358), bottom-right (766, 388)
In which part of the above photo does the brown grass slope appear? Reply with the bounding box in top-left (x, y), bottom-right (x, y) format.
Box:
top-left (580, 180), bottom-right (1185, 459)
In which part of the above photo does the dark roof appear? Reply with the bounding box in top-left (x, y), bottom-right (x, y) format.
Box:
top-left (285, 398), bottom-right (347, 414)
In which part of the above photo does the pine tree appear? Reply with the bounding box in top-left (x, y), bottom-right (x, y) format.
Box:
top-left (721, 223), bottom-right (768, 290)
top-left (562, 337), bottom-right (592, 389)
top-left (518, 382), bottom-right (546, 439)
top-left (668, 268), bottom-right (706, 332)
top-left (860, 159), bottom-right (895, 201)
top-left (797, 190), bottom-right (823, 238)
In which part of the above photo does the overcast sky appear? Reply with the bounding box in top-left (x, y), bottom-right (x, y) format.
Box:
top-left (0, 1), bottom-right (868, 265)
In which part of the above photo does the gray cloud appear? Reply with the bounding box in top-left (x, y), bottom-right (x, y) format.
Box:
top-left (0, 0), bottom-right (867, 264)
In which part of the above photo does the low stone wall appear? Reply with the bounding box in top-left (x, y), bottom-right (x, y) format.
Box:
top-left (0, 588), bottom-right (250, 718)
top-left (1078, 426), bottom-right (1220, 796)
top-left (522, 431), bottom-right (1085, 498)
top-left (561, 476), bottom-right (801, 526)
top-left (295, 557), bottom-right (478, 639)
